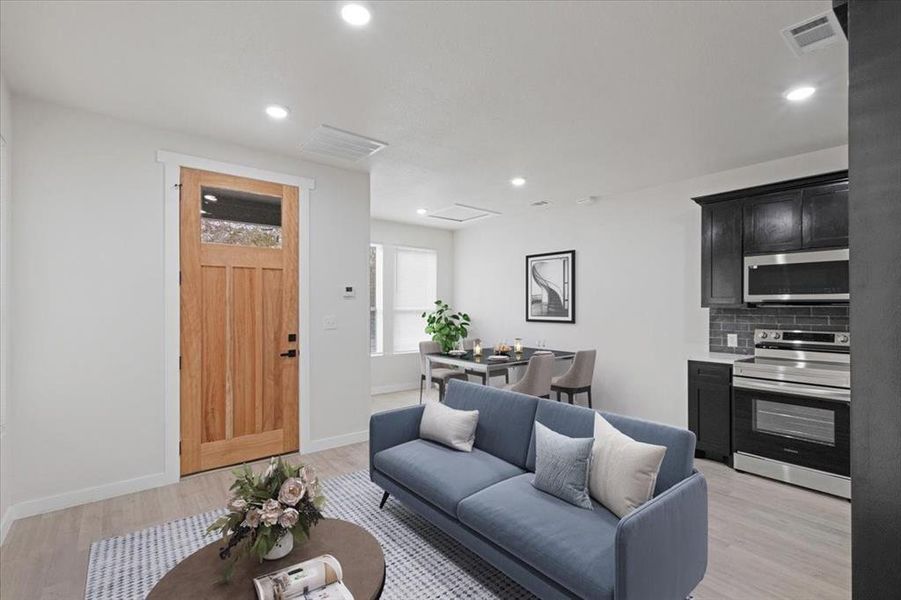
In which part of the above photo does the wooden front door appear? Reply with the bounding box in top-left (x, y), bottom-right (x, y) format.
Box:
top-left (180, 168), bottom-right (299, 475)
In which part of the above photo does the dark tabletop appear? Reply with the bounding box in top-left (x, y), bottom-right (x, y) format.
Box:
top-left (146, 518), bottom-right (385, 600)
top-left (428, 346), bottom-right (575, 368)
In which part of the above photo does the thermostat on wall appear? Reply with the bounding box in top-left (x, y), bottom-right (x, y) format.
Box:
top-left (343, 285), bottom-right (355, 298)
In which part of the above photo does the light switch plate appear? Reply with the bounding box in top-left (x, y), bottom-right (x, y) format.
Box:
top-left (323, 315), bottom-right (338, 330)
top-left (727, 333), bottom-right (738, 348)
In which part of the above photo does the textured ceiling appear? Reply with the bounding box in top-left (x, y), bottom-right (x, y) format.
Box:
top-left (0, 1), bottom-right (847, 228)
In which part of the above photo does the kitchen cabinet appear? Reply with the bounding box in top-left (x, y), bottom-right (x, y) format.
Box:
top-left (693, 170), bottom-right (848, 307)
top-left (743, 191), bottom-right (803, 254)
top-left (687, 361), bottom-right (732, 463)
top-left (802, 181), bottom-right (849, 249)
top-left (701, 199), bottom-right (743, 306)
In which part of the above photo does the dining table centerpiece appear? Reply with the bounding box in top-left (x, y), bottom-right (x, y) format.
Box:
top-left (207, 457), bottom-right (325, 580)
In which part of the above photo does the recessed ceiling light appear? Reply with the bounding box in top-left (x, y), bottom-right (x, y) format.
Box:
top-left (784, 86), bottom-right (816, 102)
top-left (203, 194), bottom-right (218, 202)
top-left (341, 3), bottom-right (371, 26)
top-left (510, 177), bottom-right (526, 187)
top-left (416, 208), bottom-right (428, 215)
top-left (265, 105), bottom-right (289, 119)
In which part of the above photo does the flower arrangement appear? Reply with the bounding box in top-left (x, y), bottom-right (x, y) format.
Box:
top-left (207, 457), bottom-right (325, 579)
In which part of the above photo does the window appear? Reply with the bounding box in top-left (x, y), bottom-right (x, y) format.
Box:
top-left (393, 246), bottom-right (437, 353)
top-left (200, 186), bottom-right (282, 248)
top-left (369, 244), bottom-right (383, 355)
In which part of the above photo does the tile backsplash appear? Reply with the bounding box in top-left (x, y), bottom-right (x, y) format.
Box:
top-left (709, 305), bottom-right (850, 355)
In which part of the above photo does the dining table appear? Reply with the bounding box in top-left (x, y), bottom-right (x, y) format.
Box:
top-left (425, 346), bottom-right (575, 388)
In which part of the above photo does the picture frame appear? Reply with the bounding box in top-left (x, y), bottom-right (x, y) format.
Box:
top-left (525, 250), bottom-right (575, 323)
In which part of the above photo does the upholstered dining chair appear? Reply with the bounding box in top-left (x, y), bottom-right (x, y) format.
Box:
top-left (419, 340), bottom-right (467, 403)
top-left (550, 349), bottom-right (597, 408)
top-left (462, 339), bottom-right (510, 385)
top-left (504, 354), bottom-right (554, 398)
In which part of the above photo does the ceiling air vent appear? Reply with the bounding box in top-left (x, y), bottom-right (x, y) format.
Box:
top-left (427, 204), bottom-right (500, 223)
top-left (300, 125), bottom-right (387, 161)
top-left (782, 11), bottom-right (844, 57)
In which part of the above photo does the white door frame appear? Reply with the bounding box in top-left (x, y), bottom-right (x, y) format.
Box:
top-left (157, 150), bottom-right (314, 483)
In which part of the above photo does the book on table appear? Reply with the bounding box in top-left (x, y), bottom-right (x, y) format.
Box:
top-left (253, 554), bottom-right (353, 600)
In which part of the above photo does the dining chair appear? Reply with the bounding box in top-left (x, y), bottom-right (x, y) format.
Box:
top-left (550, 349), bottom-right (597, 408)
top-left (504, 354), bottom-right (554, 399)
top-left (419, 340), bottom-right (467, 403)
top-left (462, 339), bottom-right (510, 385)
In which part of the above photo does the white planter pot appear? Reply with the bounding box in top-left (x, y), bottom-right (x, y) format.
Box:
top-left (263, 532), bottom-right (294, 561)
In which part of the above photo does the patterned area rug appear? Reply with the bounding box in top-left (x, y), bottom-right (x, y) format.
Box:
top-left (85, 470), bottom-right (534, 599)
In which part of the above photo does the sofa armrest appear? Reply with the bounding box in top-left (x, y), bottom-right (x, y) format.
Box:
top-left (614, 470), bottom-right (708, 600)
top-left (369, 405), bottom-right (426, 476)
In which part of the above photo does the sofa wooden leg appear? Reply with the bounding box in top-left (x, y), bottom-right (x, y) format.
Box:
top-left (379, 491), bottom-right (390, 509)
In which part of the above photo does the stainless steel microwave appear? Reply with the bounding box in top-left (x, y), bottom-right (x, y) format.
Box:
top-left (744, 248), bottom-right (850, 303)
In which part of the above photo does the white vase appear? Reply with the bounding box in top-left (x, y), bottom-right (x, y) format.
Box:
top-left (263, 531), bottom-right (294, 561)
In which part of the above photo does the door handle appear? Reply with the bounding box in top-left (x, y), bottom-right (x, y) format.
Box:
top-left (280, 349), bottom-right (297, 358)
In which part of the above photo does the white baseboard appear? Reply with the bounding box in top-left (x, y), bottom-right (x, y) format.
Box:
top-left (0, 506), bottom-right (13, 545)
top-left (301, 429), bottom-right (369, 454)
top-left (371, 382), bottom-right (420, 395)
top-left (0, 429), bottom-right (369, 542)
top-left (6, 470), bottom-right (171, 528)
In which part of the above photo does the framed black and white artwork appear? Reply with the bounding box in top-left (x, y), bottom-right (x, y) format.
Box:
top-left (525, 250), bottom-right (575, 323)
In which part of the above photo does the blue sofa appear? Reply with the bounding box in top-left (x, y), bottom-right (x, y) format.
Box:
top-left (369, 380), bottom-right (708, 600)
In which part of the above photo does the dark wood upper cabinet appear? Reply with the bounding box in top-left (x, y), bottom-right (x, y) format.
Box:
top-left (802, 181), bottom-right (849, 249)
top-left (742, 191), bottom-right (803, 254)
top-left (701, 200), bottom-right (743, 306)
top-left (694, 170), bottom-right (848, 308)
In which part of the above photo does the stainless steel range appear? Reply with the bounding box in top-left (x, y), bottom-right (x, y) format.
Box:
top-left (732, 329), bottom-right (850, 498)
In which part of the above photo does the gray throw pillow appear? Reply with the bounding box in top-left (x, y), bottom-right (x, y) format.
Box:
top-left (532, 422), bottom-right (594, 509)
top-left (419, 401), bottom-right (479, 452)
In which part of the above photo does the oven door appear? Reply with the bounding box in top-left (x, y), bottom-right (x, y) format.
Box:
top-left (732, 377), bottom-right (850, 476)
top-left (744, 249), bottom-right (849, 303)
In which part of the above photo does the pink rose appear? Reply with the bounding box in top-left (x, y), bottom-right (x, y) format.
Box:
top-left (228, 497), bottom-right (248, 512)
top-left (242, 508), bottom-right (261, 529)
top-left (278, 477), bottom-right (306, 506)
top-left (299, 466), bottom-right (316, 484)
top-left (261, 499), bottom-right (282, 526)
top-left (278, 507), bottom-right (299, 528)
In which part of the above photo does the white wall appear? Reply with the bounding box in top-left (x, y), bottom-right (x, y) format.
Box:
top-left (370, 219), bottom-right (454, 393)
top-left (454, 145), bottom-right (848, 427)
top-left (0, 71), bottom-right (14, 543)
top-left (7, 97), bottom-right (370, 517)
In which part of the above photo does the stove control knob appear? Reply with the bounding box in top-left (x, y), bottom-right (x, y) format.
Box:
top-left (772, 332), bottom-right (781, 340)
top-left (759, 331), bottom-right (768, 339)
top-left (839, 334), bottom-right (849, 343)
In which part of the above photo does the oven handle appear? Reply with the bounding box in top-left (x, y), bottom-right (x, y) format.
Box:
top-left (732, 377), bottom-right (850, 403)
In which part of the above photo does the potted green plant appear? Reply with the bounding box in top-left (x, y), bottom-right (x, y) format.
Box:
top-left (422, 300), bottom-right (471, 353)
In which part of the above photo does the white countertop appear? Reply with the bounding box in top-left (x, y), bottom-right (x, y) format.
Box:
top-left (686, 347), bottom-right (749, 365)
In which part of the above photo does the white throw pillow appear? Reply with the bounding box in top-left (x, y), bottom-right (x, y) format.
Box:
top-left (419, 401), bottom-right (479, 452)
top-left (589, 413), bottom-right (667, 518)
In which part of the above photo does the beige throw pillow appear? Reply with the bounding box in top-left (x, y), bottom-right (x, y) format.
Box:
top-left (589, 413), bottom-right (667, 518)
top-left (419, 401), bottom-right (479, 452)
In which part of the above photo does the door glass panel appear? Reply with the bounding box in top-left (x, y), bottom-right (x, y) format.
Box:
top-left (753, 399), bottom-right (835, 446)
top-left (747, 260), bottom-right (848, 296)
top-left (200, 186), bottom-right (282, 248)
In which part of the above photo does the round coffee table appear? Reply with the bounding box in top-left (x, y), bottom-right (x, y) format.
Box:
top-left (147, 518), bottom-right (385, 599)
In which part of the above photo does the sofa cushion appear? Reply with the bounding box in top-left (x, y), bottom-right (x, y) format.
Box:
top-left (419, 401), bottom-right (479, 452)
top-left (444, 380), bottom-right (538, 468)
top-left (525, 399), bottom-right (696, 495)
top-left (458, 473), bottom-right (617, 600)
top-left (373, 439), bottom-right (524, 517)
top-left (532, 422), bottom-right (594, 509)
